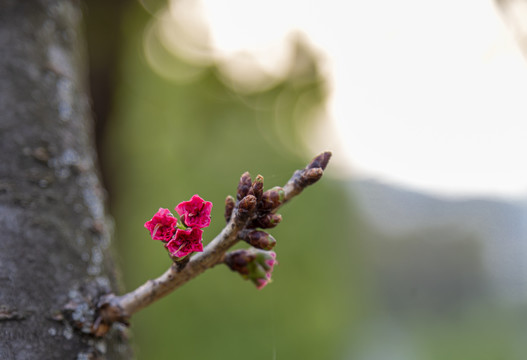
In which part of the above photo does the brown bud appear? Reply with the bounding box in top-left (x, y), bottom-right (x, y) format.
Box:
top-left (299, 167), bottom-right (324, 186)
top-left (259, 187), bottom-right (285, 212)
top-left (244, 230), bottom-right (276, 250)
top-left (237, 172), bottom-right (252, 201)
top-left (224, 195), bottom-right (235, 222)
top-left (247, 175), bottom-right (264, 202)
top-left (250, 213), bottom-right (282, 229)
top-left (238, 195), bottom-right (257, 218)
top-left (225, 249), bottom-right (255, 275)
top-left (307, 151), bottom-right (332, 170)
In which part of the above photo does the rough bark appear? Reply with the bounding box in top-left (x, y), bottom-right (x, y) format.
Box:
top-left (0, 0), bottom-right (132, 358)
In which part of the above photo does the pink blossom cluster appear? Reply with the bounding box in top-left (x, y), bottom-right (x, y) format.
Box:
top-left (144, 195), bottom-right (212, 259)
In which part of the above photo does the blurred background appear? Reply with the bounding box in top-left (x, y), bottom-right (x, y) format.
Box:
top-left (85, 0), bottom-right (527, 359)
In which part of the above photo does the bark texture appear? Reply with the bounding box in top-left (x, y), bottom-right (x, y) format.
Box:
top-left (0, 0), bottom-right (131, 358)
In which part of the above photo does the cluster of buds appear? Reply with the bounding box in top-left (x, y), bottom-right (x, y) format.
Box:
top-left (225, 249), bottom-right (278, 289)
top-left (223, 171), bottom-right (287, 288)
top-left (225, 173), bottom-right (285, 234)
top-left (144, 195), bottom-right (212, 261)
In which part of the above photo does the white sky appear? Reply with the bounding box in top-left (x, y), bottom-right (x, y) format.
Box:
top-left (157, 0), bottom-right (527, 198)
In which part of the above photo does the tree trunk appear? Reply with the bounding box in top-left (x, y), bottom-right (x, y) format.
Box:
top-left (0, 0), bottom-right (132, 358)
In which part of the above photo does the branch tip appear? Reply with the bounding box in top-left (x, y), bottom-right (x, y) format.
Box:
top-left (308, 151), bottom-right (332, 171)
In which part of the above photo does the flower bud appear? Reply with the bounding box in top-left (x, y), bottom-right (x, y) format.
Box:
top-left (249, 213), bottom-right (282, 229)
top-left (237, 172), bottom-right (252, 201)
top-left (307, 151), bottom-right (332, 170)
top-left (299, 167), bottom-right (323, 187)
top-left (251, 251), bottom-right (277, 289)
top-left (238, 194), bottom-right (257, 213)
top-left (236, 195), bottom-right (257, 222)
top-left (244, 230), bottom-right (276, 250)
top-left (259, 187), bottom-right (285, 212)
top-left (225, 249), bottom-right (278, 289)
top-left (224, 195), bottom-right (235, 222)
top-left (224, 249), bottom-right (254, 275)
top-left (247, 175), bottom-right (264, 202)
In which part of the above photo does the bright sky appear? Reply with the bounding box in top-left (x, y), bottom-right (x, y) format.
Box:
top-left (152, 0), bottom-right (527, 198)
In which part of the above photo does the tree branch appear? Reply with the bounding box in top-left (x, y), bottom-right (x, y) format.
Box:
top-left (84, 151), bottom-right (331, 336)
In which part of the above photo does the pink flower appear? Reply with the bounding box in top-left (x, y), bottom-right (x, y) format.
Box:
top-left (165, 228), bottom-right (204, 258)
top-left (175, 194), bottom-right (212, 228)
top-left (144, 208), bottom-right (178, 242)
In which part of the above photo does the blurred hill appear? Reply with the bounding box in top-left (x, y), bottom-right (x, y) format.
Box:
top-left (346, 180), bottom-right (527, 360)
top-left (351, 180), bottom-right (526, 238)
top-left (351, 179), bottom-right (527, 308)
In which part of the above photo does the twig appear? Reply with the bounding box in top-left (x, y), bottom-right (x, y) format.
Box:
top-left (88, 151), bottom-right (331, 336)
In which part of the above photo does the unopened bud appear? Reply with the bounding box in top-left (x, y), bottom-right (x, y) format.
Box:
top-left (247, 175), bottom-right (264, 202)
top-left (237, 172), bottom-right (252, 201)
top-left (237, 195), bottom-right (257, 219)
top-left (259, 187), bottom-right (285, 212)
top-left (249, 213), bottom-right (282, 229)
top-left (224, 249), bottom-right (254, 275)
top-left (251, 250), bottom-right (278, 289)
top-left (224, 195), bottom-right (235, 222)
top-left (299, 168), bottom-right (323, 186)
top-left (244, 230), bottom-right (277, 250)
top-left (307, 151), bottom-right (332, 170)
top-left (254, 251), bottom-right (277, 272)
top-left (225, 249), bottom-right (278, 289)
